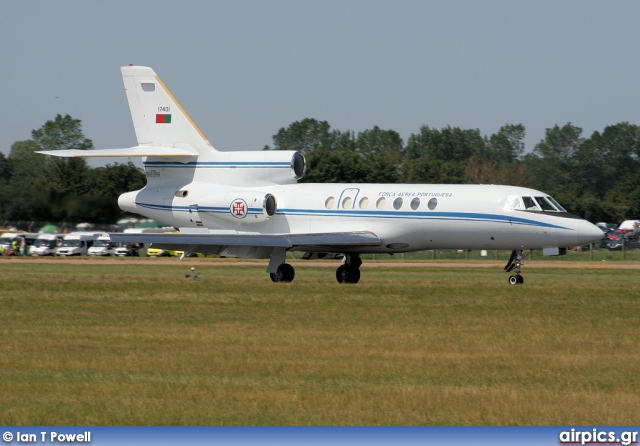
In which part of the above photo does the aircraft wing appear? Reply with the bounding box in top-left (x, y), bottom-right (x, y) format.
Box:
top-left (37, 146), bottom-right (195, 158)
top-left (109, 230), bottom-right (382, 251)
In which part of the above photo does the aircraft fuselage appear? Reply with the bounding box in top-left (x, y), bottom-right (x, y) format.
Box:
top-left (119, 181), bottom-right (602, 254)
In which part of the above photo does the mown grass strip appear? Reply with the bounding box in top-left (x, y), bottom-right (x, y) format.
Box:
top-left (1, 263), bottom-right (639, 425)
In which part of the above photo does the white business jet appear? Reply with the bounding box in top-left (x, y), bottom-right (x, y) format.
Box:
top-left (39, 65), bottom-right (603, 285)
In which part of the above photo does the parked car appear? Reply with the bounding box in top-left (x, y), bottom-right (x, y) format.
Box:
top-left (114, 243), bottom-right (144, 256)
top-left (602, 234), bottom-right (640, 250)
top-left (604, 229), bottom-right (632, 241)
top-left (0, 232), bottom-right (39, 255)
top-left (146, 247), bottom-right (175, 257)
top-left (596, 222), bottom-right (618, 232)
top-left (87, 235), bottom-right (118, 256)
top-left (56, 232), bottom-right (108, 256)
top-left (29, 234), bottom-right (64, 256)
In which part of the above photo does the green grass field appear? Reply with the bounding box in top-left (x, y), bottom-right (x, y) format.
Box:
top-left (1, 260), bottom-right (639, 425)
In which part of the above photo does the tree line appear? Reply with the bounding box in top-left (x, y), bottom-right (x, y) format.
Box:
top-left (1, 114), bottom-right (639, 227)
top-left (0, 114), bottom-right (146, 226)
top-left (267, 118), bottom-right (640, 223)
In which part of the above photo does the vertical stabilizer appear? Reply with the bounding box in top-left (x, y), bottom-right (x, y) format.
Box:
top-left (121, 65), bottom-right (215, 155)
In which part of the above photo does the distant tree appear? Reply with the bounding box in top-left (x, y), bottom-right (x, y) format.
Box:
top-left (81, 162), bottom-right (147, 223)
top-left (484, 124), bottom-right (526, 163)
top-left (524, 123), bottom-right (584, 193)
top-left (603, 169), bottom-right (640, 222)
top-left (3, 141), bottom-right (53, 220)
top-left (366, 150), bottom-right (404, 183)
top-left (405, 125), bottom-right (485, 162)
top-left (464, 156), bottom-right (530, 186)
top-left (302, 150), bottom-right (371, 183)
top-left (532, 123), bottom-right (583, 162)
top-left (32, 114), bottom-right (92, 195)
top-left (400, 157), bottom-right (466, 184)
top-left (31, 114), bottom-right (93, 151)
top-left (355, 126), bottom-right (404, 157)
top-left (270, 118), bottom-right (342, 153)
top-left (0, 152), bottom-right (10, 183)
top-left (574, 122), bottom-right (640, 198)
top-left (8, 140), bottom-right (46, 187)
top-left (85, 162), bottom-right (147, 198)
top-left (0, 152), bottom-right (11, 221)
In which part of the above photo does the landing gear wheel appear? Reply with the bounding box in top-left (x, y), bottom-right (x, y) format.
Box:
top-left (336, 265), bottom-right (361, 284)
top-left (508, 274), bottom-right (523, 285)
top-left (270, 263), bottom-right (295, 283)
top-left (504, 249), bottom-right (531, 285)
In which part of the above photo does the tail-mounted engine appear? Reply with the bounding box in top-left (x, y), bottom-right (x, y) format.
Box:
top-left (198, 191), bottom-right (277, 223)
top-left (208, 150), bottom-right (306, 186)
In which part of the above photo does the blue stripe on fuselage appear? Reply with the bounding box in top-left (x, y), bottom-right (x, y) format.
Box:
top-left (133, 202), bottom-right (571, 230)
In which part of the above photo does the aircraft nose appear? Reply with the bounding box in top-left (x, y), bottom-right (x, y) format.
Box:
top-left (576, 220), bottom-right (604, 245)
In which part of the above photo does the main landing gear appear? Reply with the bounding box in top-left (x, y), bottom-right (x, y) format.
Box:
top-left (270, 263), bottom-right (295, 283)
top-left (504, 249), bottom-right (531, 285)
top-left (269, 253), bottom-right (363, 284)
top-left (336, 254), bottom-right (362, 284)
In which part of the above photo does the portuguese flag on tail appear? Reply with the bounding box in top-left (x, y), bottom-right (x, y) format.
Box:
top-left (156, 114), bottom-right (172, 124)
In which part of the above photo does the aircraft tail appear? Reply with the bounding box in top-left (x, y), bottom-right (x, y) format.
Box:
top-left (38, 66), bottom-right (306, 187)
top-left (121, 65), bottom-right (214, 155)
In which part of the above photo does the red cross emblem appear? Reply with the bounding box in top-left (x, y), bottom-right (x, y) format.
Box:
top-left (231, 199), bottom-right (247, 218)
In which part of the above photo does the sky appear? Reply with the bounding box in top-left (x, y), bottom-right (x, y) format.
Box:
top-left (1, 1), bottom-right (639, 164)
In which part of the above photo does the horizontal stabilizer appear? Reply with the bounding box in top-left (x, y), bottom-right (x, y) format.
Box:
top-left (37, 146), bottom-right (196, 158)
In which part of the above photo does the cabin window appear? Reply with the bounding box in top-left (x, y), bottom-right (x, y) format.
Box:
top-left (342, 196), bottom-right (353, 209)
top-left (325, 197), bottom-right (335, 209)
top-left (393, 197), bottom-right (403, 210)
top-left (359, 197), bottom-right (369, 209)
top-left (410, 197), bottom-right (420, 210)
top-left (428, 198), bottom-right (438, 210)
top-left (376, 197), bottom-right (386, 209)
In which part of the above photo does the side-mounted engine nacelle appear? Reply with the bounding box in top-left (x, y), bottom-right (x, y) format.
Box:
top-left (198, 191), bottom-right (277, 223)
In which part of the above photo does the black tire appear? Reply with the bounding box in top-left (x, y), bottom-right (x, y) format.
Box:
top-left (281, 263), bottom-right (295, 282)
top-left (349, 268), bottom-right (361, 284)
top-left (336, 265), bottom-right (361, 284)
top-left (270, 263), bottom-right (295, 283)
top-left (508, 274), bottom-right (522, 285)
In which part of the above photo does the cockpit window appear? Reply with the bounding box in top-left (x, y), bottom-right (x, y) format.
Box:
top-left (505, 195), bottom-right (522, 210)
top-left (546, 196), bottom-right (567, 212)
top-left (522, 196), bottom-right (539, 210)
top-left (535, 196), bottom-right (556, 211)
top-left (504, 194), bottom-right (567, 212)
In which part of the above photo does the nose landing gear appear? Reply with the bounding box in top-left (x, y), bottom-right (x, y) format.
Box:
top-left (508, 273), bottom-right (524, 285)
top-left (504, 249), bottom-right (530, 285)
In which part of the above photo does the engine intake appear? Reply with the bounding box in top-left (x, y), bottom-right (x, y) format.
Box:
top-left (291, 151), bottom-right (306, 180)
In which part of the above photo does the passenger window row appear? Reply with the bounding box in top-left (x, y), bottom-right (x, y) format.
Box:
top-left (324, 196), bottom-right (439, 211)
